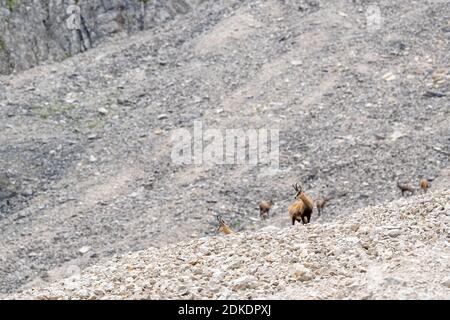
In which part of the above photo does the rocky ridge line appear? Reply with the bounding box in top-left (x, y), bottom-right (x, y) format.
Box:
top-left (10, 189), bottom-right (450, 300)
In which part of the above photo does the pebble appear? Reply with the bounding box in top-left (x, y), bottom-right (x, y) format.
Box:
top-left (98, 107), bottom-right (108, 115)
top-left (291, 264), bottom-right (314, 282)
top-left (64, 281), bottom-right (80, 291)
top-left (382, 72), bottom-right (396, 81)
top-left (79, 246), bottom-right (91, 254)
top-left (78, 289), bottom-right (90, 299)
top-left (386, 230), bottom-right (402, 237)
top-left (87, 133), bottom-right (99, 140)
top-left (21, 187), bottom-right (33, 197)
top-left (231, 275), bottom-right (258, 290)
top-left (290, 60), bottom-right (303, 66)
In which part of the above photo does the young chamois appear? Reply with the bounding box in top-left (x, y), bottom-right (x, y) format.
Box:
top-left (216, 216), bottom-right (233, 235)
top-left (419, 178), bottom-right (430, 193)
top-left (288, 183), bottom-right (314, 225)
top-left (259, 200), bottom-right (274, 219)
top-left (397, 181), bottom-right (415, 197)
top-left (315, 196), bottom-right (332, 216)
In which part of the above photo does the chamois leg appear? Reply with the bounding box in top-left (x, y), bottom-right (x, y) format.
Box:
top-left (303, 214), bottom-right (311, 224)
top-left (292, 217), bottom-right (296, 225)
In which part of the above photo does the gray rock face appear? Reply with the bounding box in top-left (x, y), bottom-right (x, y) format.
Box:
top-left (0, 0), bottom-right (193, 75)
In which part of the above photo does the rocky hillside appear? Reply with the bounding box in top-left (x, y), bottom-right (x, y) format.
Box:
top-left (0, 0), bottom-right (449, 295)
top-left (0, 0), bottom-right (193, 74)
top-left (10, 189), bottom-right (450, 300)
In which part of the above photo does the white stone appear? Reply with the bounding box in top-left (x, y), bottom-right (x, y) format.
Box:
top-left (98, 107), bottom-right (108, 115)
top-left (291, 264), bottom-right (314, 282)
top-left (79, 246), bottom-right (91, 254)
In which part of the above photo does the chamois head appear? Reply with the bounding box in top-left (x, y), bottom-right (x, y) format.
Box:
top-left (292, 183), bottom-right (304, 199)
top-left (289, 183), bottom-right (314, 225)
top-left (216, 216), bottom-right (233, 235)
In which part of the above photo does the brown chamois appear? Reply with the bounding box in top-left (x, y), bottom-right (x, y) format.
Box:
top-left (259, 200), bottom-right (274, 219)
top-left (397, 181), bottom-right (415, 197)
top-left (216, 216), bottom-right (233, 235)
top-left (288, 183), bottom-right (314, 225)
top-left (315, 196), bottom-right (332, 216)
top-left (419, 178), bottom-right (430, 193)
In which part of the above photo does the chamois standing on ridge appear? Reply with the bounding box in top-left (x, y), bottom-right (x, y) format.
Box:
top-left (420, 178), bottom-right (430, 193)
top-left (288, 183), bottom-right (314, 225)
top-left (259, 200), bottom-right (274, 220)
top-left (315, 196), bottom-right (332, 216)
top-left (397, 181), bottom-right (415, 197)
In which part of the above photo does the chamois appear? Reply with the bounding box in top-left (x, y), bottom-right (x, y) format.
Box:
top-left (288, 183), bottom-right (314, 225)
top-left (259, 200), bottom-right (274, 219)
top-left (419, 178), bottom-right (430, 193)
top-left (315, 196), bottom-right (332, 216)
top-left (397, 181), bottom-right (415, 197)
top-left (216, 216), bottom-right (233, 235)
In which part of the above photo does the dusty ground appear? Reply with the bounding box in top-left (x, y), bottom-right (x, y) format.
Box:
top-left (0, 0), bottom-right (449, 294)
